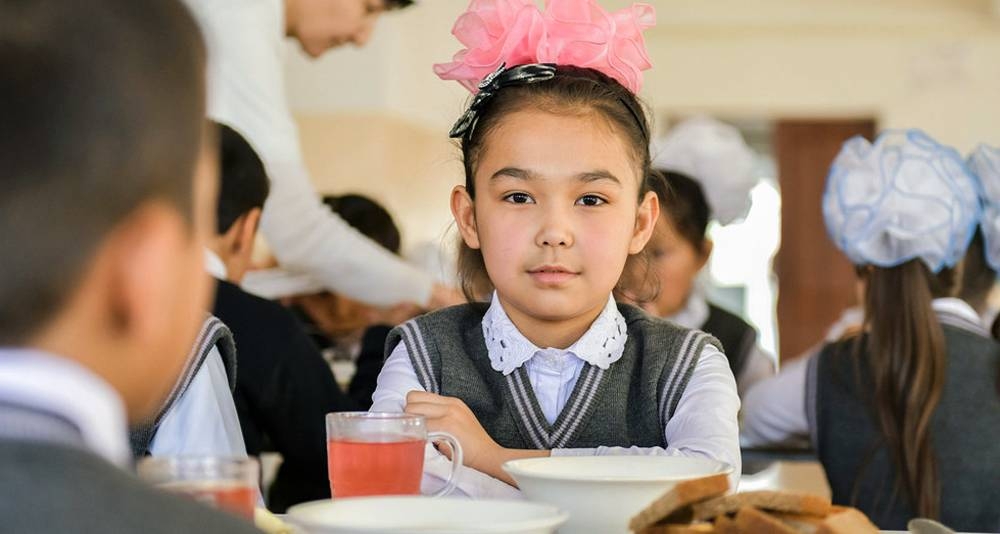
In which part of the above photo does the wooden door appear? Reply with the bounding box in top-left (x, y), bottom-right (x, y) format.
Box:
top-left (773, 119), bottom-right (875, 361)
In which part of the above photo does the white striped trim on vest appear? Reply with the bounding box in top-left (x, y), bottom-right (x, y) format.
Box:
top-left (503, 363), bottom-right (607, 449)
top-left (128, 314), bottom-right (236, 456)
top-left (401, 320), bottom-right (439, 394)
top-left (658, 329), bottom-right (710, 428)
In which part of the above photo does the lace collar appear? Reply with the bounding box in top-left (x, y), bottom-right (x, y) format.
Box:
top-left (481, 292), bottom-right (628, 375)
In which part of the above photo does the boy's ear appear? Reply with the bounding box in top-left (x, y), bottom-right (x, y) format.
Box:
top-left (109, 201), bottom-right (188, 343)
top-left (233, 208), bottom-right (262, 256)
top-left (629, 190), bottom-right (660, 255)
top-left (451, 185), bottom-right (481, 249)
top-left (698, 238), bottom-right (714, 270)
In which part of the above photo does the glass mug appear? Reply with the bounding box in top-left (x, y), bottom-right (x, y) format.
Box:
top-left (326, 412), bottom-right (462, 498)
top-left (137, 456), bottom-right (258, 521)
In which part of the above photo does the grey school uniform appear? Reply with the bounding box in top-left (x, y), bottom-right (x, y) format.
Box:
top-left (809, 310), bottom-right (1000, 532)
top-left (0, 393), bottom-right (258, 533)
top-left (386, 302), bottom-right (721, 450)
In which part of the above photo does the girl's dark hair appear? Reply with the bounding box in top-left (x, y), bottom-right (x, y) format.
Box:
top-left (648, 169), bottom-right (712, 251)
top-left (854, 261), bottom-right (955, 520)
top-left (959, 229), bottom-right (996, 314)
top-left (455, 65), bottom-right (655, 301)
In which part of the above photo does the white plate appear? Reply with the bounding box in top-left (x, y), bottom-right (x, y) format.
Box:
top-left (286, 496), bottom-right (568, 534)
top-left (503, 456), bottom-right (733, 534)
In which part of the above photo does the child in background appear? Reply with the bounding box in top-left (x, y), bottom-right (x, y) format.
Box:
top-left (634, 170), bottom-right (775, 396)
top-left (966, 144), bottom-right (1000, 328)
top-left (741, 130), bottom-right (1000, 531)
top-left (371, 0), bottom-right (740, 498)
top-left (292, 193), bottom-right (421, 408)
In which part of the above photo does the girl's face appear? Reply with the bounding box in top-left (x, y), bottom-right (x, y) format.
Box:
top-left (452, 109), bottom-right (658, 332)
top-left (647, 215), bottom-right (710, 317)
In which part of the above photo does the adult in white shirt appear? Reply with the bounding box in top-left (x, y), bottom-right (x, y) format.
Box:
top-left (182, 0), bottom-right (456, 308)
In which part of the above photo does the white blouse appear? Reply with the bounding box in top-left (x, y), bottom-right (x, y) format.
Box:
top-left (371, 293), bottom-right (742, 498)
top-left (740, 298), bottom-right (986, 448)
top-left (666, 289), bottom-right (776, 397)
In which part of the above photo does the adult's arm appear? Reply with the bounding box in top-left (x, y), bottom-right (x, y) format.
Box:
top-left (186, 0), bottom-right (434, 307)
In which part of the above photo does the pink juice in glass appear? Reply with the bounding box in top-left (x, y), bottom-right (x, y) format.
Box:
top-left (327, 437), bottom-right (425, 497)
top-left (161, 480), bottom-right (257, 520)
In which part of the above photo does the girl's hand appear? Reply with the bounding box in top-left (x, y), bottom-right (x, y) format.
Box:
top-left (404, 391), bottom-right (550, 486)
top-left (404, 391), bottom-right (500, 474)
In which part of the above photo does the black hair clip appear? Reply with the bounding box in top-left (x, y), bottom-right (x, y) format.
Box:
top-left (448, 62), bottom-right (557, 140)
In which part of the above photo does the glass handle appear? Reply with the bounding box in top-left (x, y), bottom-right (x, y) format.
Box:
top-left (427, 431), bottom-right (463, 497)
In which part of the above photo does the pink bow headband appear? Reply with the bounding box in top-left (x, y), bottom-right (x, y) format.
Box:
top-left (434, 0), bottom-right (656, 95)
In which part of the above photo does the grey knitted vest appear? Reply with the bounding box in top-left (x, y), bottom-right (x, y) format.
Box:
top-left (809, 323), bottom-right (1000, 532)
top-left (128, 314), bottom-right (237, 457)
top-left (385, 302), bottom-right (721, 450)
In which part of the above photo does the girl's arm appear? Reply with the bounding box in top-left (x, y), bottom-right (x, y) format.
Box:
top-left (371, 344), bottom-right (523, 498)
top-left (739, 354), bottom-right (812, 448)
top-left (405, 347), bottom-right (742, 488)
top-left (404, 390), bottom-right (550, 487)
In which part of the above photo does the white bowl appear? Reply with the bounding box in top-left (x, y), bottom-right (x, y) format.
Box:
top-left (286, 496), bottom-right (569, 534)
top-left (503, 456), bottom-right (733, 534)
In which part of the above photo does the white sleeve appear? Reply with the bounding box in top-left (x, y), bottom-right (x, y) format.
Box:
top-left (189, 0), bottom-right (434, 307)
top-left (552, 346), bottom-right (742, 490)
top-left (149, 348), bottom-right (248, 458)
top-left (736, 344), bottom-right (777, 397)
top-left (739, 354), bottom-right (811, 448)
top-left (371, 343), bottom-right (522, 500)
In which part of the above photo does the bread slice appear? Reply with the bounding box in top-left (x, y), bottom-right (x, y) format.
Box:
top-left (638, 524), bottom-right (716, 534)
top-left (713, 514), bottom-right (739, 534)
top-left (692, 491), bottom-right (831, 521)
top-left (817, 507), bottom-right (878, 534)
top-left (734, 507), bottom-right (799, 534)
top-left (629, 474), bottom-right (730, 532)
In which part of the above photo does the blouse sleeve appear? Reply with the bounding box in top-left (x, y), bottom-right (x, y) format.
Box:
top-left (739, 354), bottom-right (812, 448)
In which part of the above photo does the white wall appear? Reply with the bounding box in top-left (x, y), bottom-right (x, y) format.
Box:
top-left (282, 0), bottom-right (1000, 249)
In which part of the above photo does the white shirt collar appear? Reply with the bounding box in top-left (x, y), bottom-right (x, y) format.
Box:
top-left (666, 288), bottom-right (710, 330)
top-left (204, 248), bottom-right (228, 280)
top-left (0, 349), bottom-right (130, 467)
top-left (481, 292), bottom-right (628, 375)
top-left (932, 297), bottom-right (990, 336)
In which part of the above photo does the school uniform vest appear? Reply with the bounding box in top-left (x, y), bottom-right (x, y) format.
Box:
top-left (701, 303), bottom-right (757, 379)
top-left (386, 303), bottom-right (721, 450)
top-left (128, 315), bottom-right (238, 456)
top-left (810, 324), bottom-right (1000, 532)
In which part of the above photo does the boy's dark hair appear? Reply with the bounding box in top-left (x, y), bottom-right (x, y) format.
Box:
top-left (386, 0), bottom-right (414, 8)
top-left (217, 123), bottom-right (270, 233)
top-left (322, 194), bottom-right (401, 254)
top-left (649, 169), bottom-right (712, 252)
top-left (454, 65), bottom-right (655, 301)
top-left (0, 0), bottom-right (206, 344)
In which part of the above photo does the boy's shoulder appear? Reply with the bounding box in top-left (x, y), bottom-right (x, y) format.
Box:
top-left (0, 440), bottom-right (258, 533)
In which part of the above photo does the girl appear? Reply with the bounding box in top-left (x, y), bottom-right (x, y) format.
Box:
top-left (741, 131), bottom-right (1000, 531)
top-left (371, 0), bottom-right (740, 498)
top-left (635, 170), bottom-right (775, 396)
